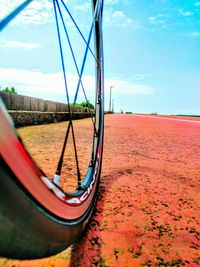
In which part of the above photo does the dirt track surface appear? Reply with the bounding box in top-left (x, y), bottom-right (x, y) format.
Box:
top-left (1, 114), bottom-right (200, 266)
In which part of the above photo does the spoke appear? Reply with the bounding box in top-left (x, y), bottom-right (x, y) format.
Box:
top-left (54, 120), bottom-right (81, 187)
top-left (0, 0), bottom-right (33, 32)
top-left (71, 0), bottom-right (100, 117)
top-left (60, 0), bottom-right (97, 62)
top-left (53, 0), bottom-right (101, 183)
top-left (56, 0), bottom-right (97, 135)
top-left (53, 0), bottom-right (81, 182)
top-left (70, 122), bottom-right (82, 187)
top-left (53, 0), bottom-right (71, 111)
top-left (54, 120), bottom-right (71, 177)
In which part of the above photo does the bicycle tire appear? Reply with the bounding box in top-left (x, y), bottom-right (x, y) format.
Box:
top-left (0, 0), bottom-right (104, 259)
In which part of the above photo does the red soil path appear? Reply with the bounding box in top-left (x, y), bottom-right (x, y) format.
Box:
top-left (0, 114), bottom-right (200, 266)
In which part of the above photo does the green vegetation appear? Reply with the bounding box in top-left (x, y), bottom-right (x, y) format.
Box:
top-left (176, 114), bottom-right (200, 118)
top-left (81, 100), bottom-right (94, 109)
top-left (72, 100), bottom-right (94, 109)
top-left (0, 86), bottom-right (17, 94)
top-left (125, 111), bottom-right (133, 114)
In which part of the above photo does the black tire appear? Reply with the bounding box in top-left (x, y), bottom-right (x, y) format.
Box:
top-left (0, 0), bottom-right (104, 259)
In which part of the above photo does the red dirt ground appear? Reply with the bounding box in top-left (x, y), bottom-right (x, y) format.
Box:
top-left (0, 114), bottom-right (200, 267)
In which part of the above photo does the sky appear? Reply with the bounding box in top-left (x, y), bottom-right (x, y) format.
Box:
top-left (0, 0), bottom-right (200, 114)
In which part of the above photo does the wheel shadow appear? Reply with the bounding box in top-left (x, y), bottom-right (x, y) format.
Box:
top-left (69, 170), bottom-right (119, 267)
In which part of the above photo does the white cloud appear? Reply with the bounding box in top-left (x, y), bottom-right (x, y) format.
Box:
top-left (0, 0), bottom-right (53, 26)
top-left (113, 11), bottom-right (125, 19)
top-left (132, 73), bottom-right (149, 81)
top-left (0, 39), bottom-right (40, 49)
top-left (149, 16), bottom-right (157, 22)
top-left (194, 2), bottom-right (200, 7)
top-left (0, 0), bottom-right (103, 29)
top-left (104, 10), bottom-right (134, 27)
top-left (0, 68), bottom-right (93, 100)
top-left (73, 2), bottom-right (90, 11)
top-left (105, 0), bottom-right (119, 6)
top-left (189, 31), bottom-right (200, 37)
top-left (147, 15), bottom-right (167, 31)
top-left (178, 9), bottom-right (193, 17)
top-left (67, 0), bottom-right (117, 12)
top-left (105, 77), bottom-right (155, 96)
top-left (0, 68), bottom-right (155, 103)
top-left (148, 16), bottom-right (165, 25)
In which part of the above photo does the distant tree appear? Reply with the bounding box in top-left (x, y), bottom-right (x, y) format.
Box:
top-left (125, 111), bottom-right (133, 114)
top-left (0, 86), bottom-right (17, 94)
top-left (81, 100), bottom-right (94, 109)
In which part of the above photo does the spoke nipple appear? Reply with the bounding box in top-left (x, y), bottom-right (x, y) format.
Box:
top-left (53, 174), bottom-right (61, 186)
top-left (90, 159), bottom-right (95, 166)
top-left (77, 181), bottom-right (84, 190)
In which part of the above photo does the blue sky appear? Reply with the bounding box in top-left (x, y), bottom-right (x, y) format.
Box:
top-left (0, 0), bottom-right (200, 114)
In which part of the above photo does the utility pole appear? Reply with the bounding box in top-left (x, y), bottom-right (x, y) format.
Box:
top-left (109, 86), bottom-right (114, 112)
top-left (112, 99), bottom-right (114, 113)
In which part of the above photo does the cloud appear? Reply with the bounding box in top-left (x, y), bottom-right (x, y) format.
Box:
top-left (73, 2), bottom-right (90, 11)
top-left (189, 31), bottom-right (200, 37)
top-left (70, 0), bottom-right (119, 11)
top-left (0, 68), bottom-right (94, 101)
top-left (105, 77), bottom-right (155, 96)
top-left (105, 0), bottom-right (119, 6)
top-left (0, 0), bottom-right (53, 26)
top-left (148, 16), bottom-right (166, 26)
top-left (147, 14), bottom-right (167, 31)
top-left (0, 0), bottom-right (105, 29)
top-left (1, 0), bottom-right (132, 31)
top-left (132, 73), bottom-right (149, 81)
top-left (178, 9), bottom-right (193, 17)
top-left (0, 39), bottom-right (40, 49)
top-left (194, 2), bottom-right (200, 7)
top-left (0, 68), bottom-right (155, 103)
top-left (104, 10), bottom-right (134, 27)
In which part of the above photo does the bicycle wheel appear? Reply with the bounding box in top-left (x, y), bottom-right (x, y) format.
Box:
top-left (0, 0), bottom-right (104, 259)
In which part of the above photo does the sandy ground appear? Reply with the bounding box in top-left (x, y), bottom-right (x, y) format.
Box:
top-left (0, 114), bottom-right (200, 266)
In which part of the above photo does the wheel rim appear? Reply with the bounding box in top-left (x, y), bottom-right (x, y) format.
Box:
top-left (0, 0), bottom-right (104, 220)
